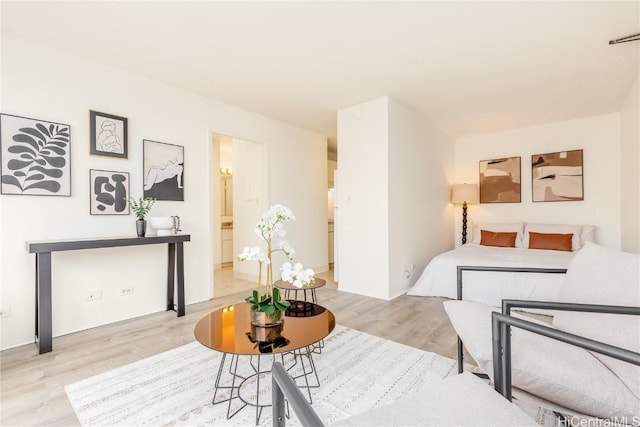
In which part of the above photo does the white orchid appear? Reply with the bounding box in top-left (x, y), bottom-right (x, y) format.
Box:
top-left (278, 240), bottom-right (296, 260)
top-left (237, 204), bottom-right (301, 313)
top-left (237, 246), bottom-right (269, 263)
top-left (280, 262), bottom-right (315, 289)
top-left (255, 204), bottom-right (294, 240)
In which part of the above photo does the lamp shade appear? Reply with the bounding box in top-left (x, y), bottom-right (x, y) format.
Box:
top-left (451, 184), bottom-right (478, 204)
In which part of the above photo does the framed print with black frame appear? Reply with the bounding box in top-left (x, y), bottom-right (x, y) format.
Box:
top-left (0, 113), bottom-right (71, 196)
top-left (479, 156), bottom-right (521, 203)
top-left (89, 169), bottom-right (130, 215)
top-left (143, 139), bottom-right (184, 201)
top-left (90, 110), bottom-right (128, 158)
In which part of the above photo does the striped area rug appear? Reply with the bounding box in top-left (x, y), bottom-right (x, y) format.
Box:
top-left (65, 325), bottom-right (553, 426)
top-left (65, 325), bottom-right (461, 426)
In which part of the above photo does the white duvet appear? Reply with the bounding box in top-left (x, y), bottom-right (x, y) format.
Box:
top-left (407, 244), bottom-right (575, 307)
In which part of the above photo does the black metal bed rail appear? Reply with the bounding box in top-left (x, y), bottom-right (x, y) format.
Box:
top-left (455, 266), bottom-right (568, 373)
top-left (272, 362), bottom-right (324, 427)
top-left (491, 302), bottom-right (640, 400)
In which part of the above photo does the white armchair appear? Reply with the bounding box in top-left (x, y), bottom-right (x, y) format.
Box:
top-left (444, 242), bottom-right (640, 420)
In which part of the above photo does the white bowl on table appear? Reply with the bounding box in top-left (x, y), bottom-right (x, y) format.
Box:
top-left (148, 217), bottom-right (174, 236)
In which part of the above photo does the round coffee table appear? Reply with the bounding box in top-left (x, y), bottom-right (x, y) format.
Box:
top-left (274, 277), bottom-right (326, 310)
top-left (194, 302), bottom-right (335, 423)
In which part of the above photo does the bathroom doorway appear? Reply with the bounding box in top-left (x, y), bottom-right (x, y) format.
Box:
top-left (211, 132), bottom-right (268, 298)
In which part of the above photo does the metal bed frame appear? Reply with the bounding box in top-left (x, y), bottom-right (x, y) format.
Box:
top-left (271, 301), bottom-right (640, 426)
top-left (272, 362), bottom-right (324, 427)
top-left (269, 267), bottom-right (639, 426)
top-left (492, 299), bottom-right (640, 400)
top-left (456, 265), bottom-right (567, 373)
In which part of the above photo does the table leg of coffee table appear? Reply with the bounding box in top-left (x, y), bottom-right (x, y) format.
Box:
top-left (211, 353), bottom-right (249, 419)
top-left (212, 353), bottom-right (227, 404)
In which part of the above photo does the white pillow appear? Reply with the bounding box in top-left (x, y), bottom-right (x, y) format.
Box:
top-left (471, 222), bottom-right (525, 247)
top-left (580, 225), bottom-right (597, 245)
top-left (553, 242), bottom-right (640, 400)
top-left (444, 300), bottom-right (640, 419)
top-left (523, 223), bottom-right (582, 251)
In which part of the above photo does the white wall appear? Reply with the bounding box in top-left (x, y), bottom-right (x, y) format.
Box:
top-left (388, 99), bottom-right (454, 298)
top-left (0, 35), bottom-right (327, 350)
top-left (337, 98), bottom-right (391, 300)
top-left (232, 137), bottom-right (268, 279)
top-left (620, 75), bottom-right (640, 253)
top-left (337, 97), bottom-right (454, 300)
top-left (267, 128), bottom-right (328, 275)
top-left (454, 113), bottom-right (622, 249)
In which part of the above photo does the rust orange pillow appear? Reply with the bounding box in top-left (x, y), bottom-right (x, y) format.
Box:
top-left (480, 230), bottom-right (518, 248)
top-left (528, 232), bottom-right (573, 252)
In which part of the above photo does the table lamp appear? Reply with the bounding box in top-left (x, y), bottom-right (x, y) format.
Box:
top-left (451, 183), bottom-right (478, 244)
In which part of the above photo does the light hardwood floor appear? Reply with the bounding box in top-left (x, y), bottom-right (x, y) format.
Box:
top-left (0, 269), bottom-right (464, 426)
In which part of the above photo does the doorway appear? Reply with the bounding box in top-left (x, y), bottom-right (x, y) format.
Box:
top-left (211, 132), bottom-right (268, 298)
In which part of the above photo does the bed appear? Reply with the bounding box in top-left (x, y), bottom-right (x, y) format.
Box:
top-left (406, 222), bottom-right (595, 308)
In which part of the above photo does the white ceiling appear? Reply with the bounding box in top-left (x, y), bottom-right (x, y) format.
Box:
top-left (2, 1), bottom-right (639, 153)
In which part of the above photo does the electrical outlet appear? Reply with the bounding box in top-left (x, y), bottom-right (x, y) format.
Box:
top-left (120, 286), bottom-right (134, 296)
top-left (403, 264), bottom-right (415, 279)
top-left (0, 308), bottom-right (11, 318)
top-left (86, 290), bottom-right (103, 301)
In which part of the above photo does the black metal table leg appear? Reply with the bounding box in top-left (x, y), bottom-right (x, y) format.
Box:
top-left (457, 337), bottom-right (464, 373)
top-left (36, 252), bottom-right (52, 354)
top-left (176, 242), bottom-right (185, 316)
top-left (167, 243), bottom-right (176, 312)
top-left (167, 242), bottom-right (185, 316)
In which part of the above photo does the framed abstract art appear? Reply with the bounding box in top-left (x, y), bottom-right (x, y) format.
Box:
top-left (89, 169), bottom-right (130, 215)
top-left (0, 113), bottom-right (71, 196)
top-left (531, 149), bottom-right (583, 202)
top-left (90, 110), bottom-right (128, 158)
top-left (143, 139), bottom-right (184, 201)
top-left (479, 156), bottom-right (521, 203)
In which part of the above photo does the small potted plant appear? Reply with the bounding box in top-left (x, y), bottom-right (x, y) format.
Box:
top-left (128, 197), bottom-right (155, 237)
top-left (237, 204), bottom-right (315, 327)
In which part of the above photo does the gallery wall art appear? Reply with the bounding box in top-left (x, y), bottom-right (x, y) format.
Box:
top-left (143, 139), bottom-right (184, 201)
top-left (90, 169), bottom-right (130, 215)
top-left (90, 110), bottom-right (128, 158)
top-left (0, 113), bottom-right (71, 196)
top-left (479, 156), bottom-right (521, 203)
top-left (532, 149), bottom-right (583, 202)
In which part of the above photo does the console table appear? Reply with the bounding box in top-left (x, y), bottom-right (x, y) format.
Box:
top-left (26, 234), bottom-right (191, 354)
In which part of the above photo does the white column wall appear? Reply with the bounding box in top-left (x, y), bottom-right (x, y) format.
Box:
top-left (0, 35), bottom-right (327, 350)
top-left (388, 99), bottom-right (454, 299)
top-left (454, 113), bottom-right (622, 249)
top-left (267, 129), bottom-right (329, 274)
top-left (336, 98), bottom-right (390, 300)
top-left (620, 75), bottom-right (640, 253)
top-left (337, 97), bottom-right (453, 300)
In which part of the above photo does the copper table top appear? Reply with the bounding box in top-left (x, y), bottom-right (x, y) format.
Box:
top-left (194, 302), bottom-right (335, 355)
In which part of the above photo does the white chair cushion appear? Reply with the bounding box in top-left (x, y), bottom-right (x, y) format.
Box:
top-left (331, 372), bottom-right (537, 426)
top-left (444, 300), bottom-right (640, 419)
top-left (553, 242), bottom-right (640, 400)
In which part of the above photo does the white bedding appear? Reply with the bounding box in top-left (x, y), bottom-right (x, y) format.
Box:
top-left (407, 244), bottom-right (575, 307)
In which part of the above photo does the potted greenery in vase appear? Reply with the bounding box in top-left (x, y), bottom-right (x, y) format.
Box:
top-left (238, 204), bottom-right (315, 327)
top-left (128, 197), bottom-right (155, 237)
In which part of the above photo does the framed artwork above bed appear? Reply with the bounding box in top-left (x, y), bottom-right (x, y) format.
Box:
top-left (531, 149), bottom-right (583, 202)
top-left (479, 156), bottom-right (521, 203)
